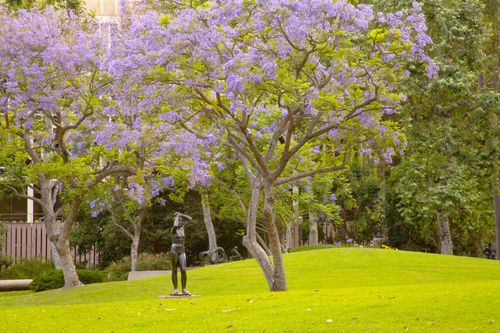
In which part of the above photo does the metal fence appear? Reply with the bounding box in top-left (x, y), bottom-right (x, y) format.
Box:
top-left (0, 220), bottom-right (99, 268)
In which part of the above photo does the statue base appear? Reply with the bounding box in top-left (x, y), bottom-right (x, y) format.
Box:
top-left (157, 294), bottom-right (199, 299)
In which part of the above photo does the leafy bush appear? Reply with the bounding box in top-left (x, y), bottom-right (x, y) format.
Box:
top-left (77, 269), bottom-right (106, 284)
top-left (136, 253), bottom-right (171, 271)
top-left (106, 259), bottom-right (130, 281)
top-left (107, 253), bottom-right (172, 281)
top-left (0, 254), bottom-right (13, 270)
top-left (30, 270), bottom-right (64, 292)
top-left (0, 258), bottom-right (54, 279)
top-left (30, 269), bottom-right (107, 292)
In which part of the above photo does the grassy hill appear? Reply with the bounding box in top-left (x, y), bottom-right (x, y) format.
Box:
top-left (1, 248), bottom-right (499, 332)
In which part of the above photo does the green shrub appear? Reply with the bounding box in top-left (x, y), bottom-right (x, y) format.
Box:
top-left (0, 258), bottom-right (54, 279)
top-left (30, 269), bottom-right (107, 292)
top-left (136, 253), bottom-right (171, 271)
top-left (106, 258), bottom-right (130, 281)
top-left (30, 270), bottom-right (64, 292)
top-left (0, 254), bottom-right (13, 270)
top-left (107, 253), bottom-right (172, 281)
top-left (77, 269), bottom-right (106, 284)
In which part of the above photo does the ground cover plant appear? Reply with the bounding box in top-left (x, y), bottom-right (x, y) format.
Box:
top-left (0, 248), bottom-right (499, 332)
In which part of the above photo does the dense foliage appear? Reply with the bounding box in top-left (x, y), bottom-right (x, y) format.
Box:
top-left (0, 0), bottom-right (497, 292)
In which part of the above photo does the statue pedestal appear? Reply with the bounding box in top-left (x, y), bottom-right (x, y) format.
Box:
top-left (157, 294), bottom-right (199, 299)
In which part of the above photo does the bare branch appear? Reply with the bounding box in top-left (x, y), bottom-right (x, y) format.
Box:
top-left (237, 151), bottom-right (256, 182)
top-left (270, 109), bottom-right (297, 181)
top-left (275, 164), bottom-right (345, 186)
top-left (225, 129), bottom-right (260, 182)
top-left (193, 87), bottom-right (214, 105)
top-left (23, 125), bottom-right (41, 164)
top-left (62, 109), bottom-right (92, 131)
top-left (87, 165), bottom-right (136, 190)
top-left (59, 196), bottom-right (83, 241)
top-left (287, 112), bottom-right (322, 159)
top-left (263, 106), bottom-right (295, 162)
top-left (108, 209), bottom-right (134, 240)
top-left (0, 183), bottom-right (50, 212)
top-left (344, 88), bottom-right (379, 120)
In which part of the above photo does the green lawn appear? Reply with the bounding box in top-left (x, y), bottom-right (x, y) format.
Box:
top-left (1, 248), bottom-right (499, 332)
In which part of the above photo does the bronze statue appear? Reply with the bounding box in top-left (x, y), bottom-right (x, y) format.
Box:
top-left (170, 212), bottom-right (192, 296)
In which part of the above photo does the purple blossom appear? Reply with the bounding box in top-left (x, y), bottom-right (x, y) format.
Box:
top-left (384, 148), bottom-right (395, 164)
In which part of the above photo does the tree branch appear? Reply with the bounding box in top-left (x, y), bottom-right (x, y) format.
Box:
top-left (109, 210), bottom-right (134, 240)
top-left (0, 183), bottom-right (50, 212)
top-left (226, 130), bottom-right (260, 174)
top-left (275, 164), bottom-right (345, 186)
top-left (87, 165), bottom-right (136, 190)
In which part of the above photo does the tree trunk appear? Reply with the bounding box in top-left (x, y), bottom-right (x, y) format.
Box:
top-left (341, 210), bottom-right (350, 240)
top-left (308, 211), bottom-right (319, 246)
top-left (42, 199), bottom-right (82, 288)
top-left (242, 179), bottom-right (275, 288)
top-left (130, 222), bottom-right (141, 272)
top-left (284, 222), bottom-right (293, 252)
top-left (201, 192), bottom-right (218, 261)
top-left (438, 213), bottom-right (453, 255)
top-left (57, 197), bottom-right (83, 287)
top-left (256, 232), bottom-right (272, 256)
top-left (262, 183), bottom-right (287, 291)
top-left (494, 190), bottom-right (500, 260)
top-left (50, 242), bottom-right (63, 269)
top-left (285, 185), bottom-right (299, 252)
top-left (55, 238), bottom-right (82, 288)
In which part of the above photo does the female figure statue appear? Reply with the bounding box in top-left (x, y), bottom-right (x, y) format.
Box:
top-left (170, 212), bottom-right (192, 296)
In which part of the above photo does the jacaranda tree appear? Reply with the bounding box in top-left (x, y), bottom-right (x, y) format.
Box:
top-left (116, 0), bottom-right (437, 291)
top-left (0, 7), bottom-right (134, 287)
top-left (92, 3), bottom-right (217, 271)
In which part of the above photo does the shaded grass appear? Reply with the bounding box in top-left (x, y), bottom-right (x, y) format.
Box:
top-left (1, 248), bottom-right (499, 332)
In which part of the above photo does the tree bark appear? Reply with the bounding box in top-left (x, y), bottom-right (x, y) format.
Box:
top-left (262, 183), bottom-right (287, 291)
top-left (308, 211), bottom-right (319, 246)
top-left (201, 192), bottom-right (218, 262)
top-left (284, 222), bottom-right (293, 252)
top-left (40, 180), bottom-right (82, 288)
top-left (55, 238), bottom-right (82, 288)
top-left (110, 206), bottom-right (144, 272)
top-left (438, 213), bottom-right (453, 255)
top-left (242, 179), bottom-right (275, 288)
top-left (50, 242), bottom-right (63, 269)
top-left (285, 185), bottom-right (299, 252)
top-left (130, 222), bottom-right (141, 272)
top-left (256, 232), bottom-right (272, 256)
top-left (494, 190), bottom-right (500, 260)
